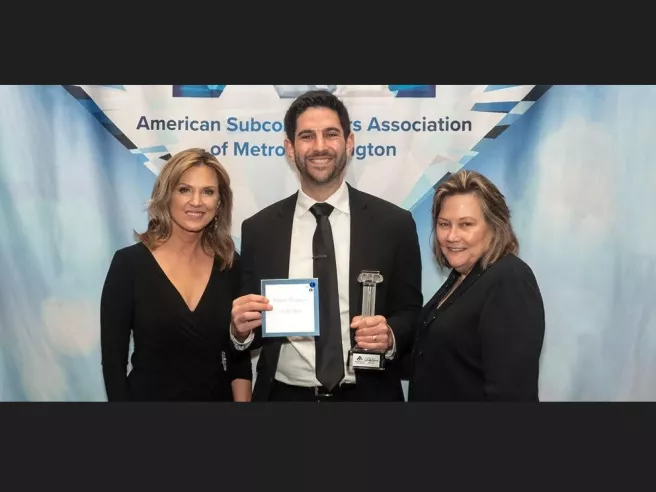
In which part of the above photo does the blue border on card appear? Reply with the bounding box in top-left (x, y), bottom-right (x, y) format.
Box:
top-left (261, 278), bottom-right (320, 338)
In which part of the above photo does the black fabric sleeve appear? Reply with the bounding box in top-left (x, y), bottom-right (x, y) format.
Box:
top-left (100, 248), bottom-right (134, 401)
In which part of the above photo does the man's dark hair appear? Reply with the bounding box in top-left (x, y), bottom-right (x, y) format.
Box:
top-left (283, 90), bottom-right (351, 143)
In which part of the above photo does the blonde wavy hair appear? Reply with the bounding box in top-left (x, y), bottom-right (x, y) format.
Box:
top-left (135, 148), bottom-right (235, 270)
top-left (431, 169), bottom-right (519, 270)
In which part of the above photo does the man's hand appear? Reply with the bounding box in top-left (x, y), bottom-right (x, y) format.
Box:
top-left (231, 294), bottom-right (272, 342)
top-left (350, 315), bottom-right (393, 351)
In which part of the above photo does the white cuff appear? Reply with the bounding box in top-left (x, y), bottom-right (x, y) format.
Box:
top-left (230, 328), bottom-right (254, 350)
top-left (385, 325), bottom-right (396, 360)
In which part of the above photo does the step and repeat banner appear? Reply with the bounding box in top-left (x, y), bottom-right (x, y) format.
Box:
top-left (1, 84), bottom-right (654, 401)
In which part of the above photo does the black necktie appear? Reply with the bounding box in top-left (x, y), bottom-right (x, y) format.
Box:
top-left (309, 202), bottom-right (344, 390)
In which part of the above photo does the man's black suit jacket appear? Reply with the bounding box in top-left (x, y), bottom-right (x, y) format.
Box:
top-left (239, 182), bottom-right (423, 401)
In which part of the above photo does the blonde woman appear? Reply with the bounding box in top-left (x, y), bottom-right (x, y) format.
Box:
top-left (100, 148), bottom-right (251, 401)
top-left (407, 170), bottom-right (545, 401)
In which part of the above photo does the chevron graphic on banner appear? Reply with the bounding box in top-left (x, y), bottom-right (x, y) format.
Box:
top-left (61, 84), bottom-right (552, 210)
top-left (172, 85), bottom-right (226, 98)
top-left (168, 85), bottom-right (439, 99)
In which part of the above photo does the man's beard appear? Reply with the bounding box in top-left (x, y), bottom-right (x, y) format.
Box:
top-left (295, 150), bottom-right (347, 185)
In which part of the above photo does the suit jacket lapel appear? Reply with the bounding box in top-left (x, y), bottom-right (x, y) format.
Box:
top-left (436, 260), bottom-right (484, 313)
top-left (416, 262), bottom-right (484, 340)
top-left (268, 192), bottom-right (297, 280)
top-left (262, 192), bottom-right (297, 371)
top-left (423, 270), bottom-right (459, 315)
top-left (348, 184), bottom-right (368, 348)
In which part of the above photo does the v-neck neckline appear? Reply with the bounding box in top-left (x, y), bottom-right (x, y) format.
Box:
top-left (140, 242), bottom-right (216, 314)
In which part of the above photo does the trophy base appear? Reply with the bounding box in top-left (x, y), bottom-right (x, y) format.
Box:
top-left (349, 347), bottom-right (386, 371)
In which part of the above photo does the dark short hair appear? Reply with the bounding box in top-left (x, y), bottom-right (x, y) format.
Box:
top-left (431, 169), bottom-right (519, 270)
top-left (283, 90), bottom-right (351, 142)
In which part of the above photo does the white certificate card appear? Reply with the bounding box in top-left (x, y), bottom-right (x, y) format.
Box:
top-left (261, 278), bottom-right (319, 337)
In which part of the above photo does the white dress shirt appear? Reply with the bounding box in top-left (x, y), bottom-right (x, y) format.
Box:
top-left (232, 180), bottom-right (395, 387)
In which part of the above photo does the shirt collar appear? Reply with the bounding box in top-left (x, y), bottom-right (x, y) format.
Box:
top-left (296, 179), bottom-right (350, 217)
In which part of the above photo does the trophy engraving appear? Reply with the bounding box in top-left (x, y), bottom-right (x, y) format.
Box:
top-left (349, 270), bottom-right (386, 371)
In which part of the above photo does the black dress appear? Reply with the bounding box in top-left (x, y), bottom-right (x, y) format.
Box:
top-left (100, 242), bottom-right (252, 401)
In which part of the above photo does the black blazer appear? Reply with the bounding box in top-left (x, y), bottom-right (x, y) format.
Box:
top-left (406, 253), bottom-right (545, 401)
top-left (239, 183), bottom-right (423, 401)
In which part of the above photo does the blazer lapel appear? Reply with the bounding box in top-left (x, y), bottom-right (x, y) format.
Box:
top-left (436, 260), bottom-right (484, 313)
top-left (424, 270), bottom-right (459, 315)
top-left (262, 192), bottom-right (297, 372)
top-left (267, 192), bottom-right (297, 280)
top-left (347, 184), bottom-right (369, 348)
top-left (416, 263), bottom-right (484, 340)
